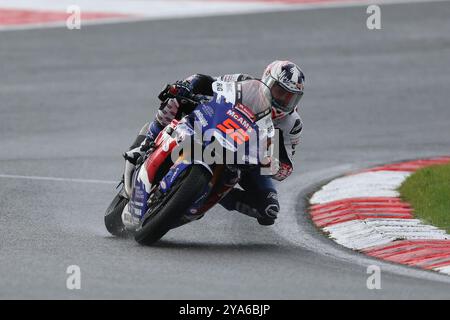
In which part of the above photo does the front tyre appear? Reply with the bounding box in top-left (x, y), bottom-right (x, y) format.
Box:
top-left (134, 165), bottom-right (211, 246)
top-left (104, 193), bottom-right (129, 237)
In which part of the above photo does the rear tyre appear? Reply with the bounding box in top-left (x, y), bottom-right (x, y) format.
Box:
top-left (104, 193), bottom-right (129, 237)
top-left (134, 165), bottom-right (211, 246)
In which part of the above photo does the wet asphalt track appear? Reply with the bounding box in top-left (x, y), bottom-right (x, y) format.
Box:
top-left (1, 1), bottom-right (450, 299)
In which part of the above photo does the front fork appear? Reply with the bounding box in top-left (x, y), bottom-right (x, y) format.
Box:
top-left (123, 160), bottom-right (135, 199)
top-left (122, 163), bottom-right (151, 230)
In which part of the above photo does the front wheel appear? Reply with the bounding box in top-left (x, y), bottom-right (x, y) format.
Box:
top-left (104, 192), bottom-right (129, 237)
top-left (134, 165), bottom-right (211, 246)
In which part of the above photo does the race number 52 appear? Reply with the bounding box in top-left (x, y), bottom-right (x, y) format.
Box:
top-left (217, 118), bottom-right (249, 145)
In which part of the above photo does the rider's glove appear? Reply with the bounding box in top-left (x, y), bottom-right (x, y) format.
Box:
top-left (158, 80), bottom-right (194, 103)
top-left (172, 80), bottom-right (193, 98)
top-left (272, 162), bottom-right (293, 181)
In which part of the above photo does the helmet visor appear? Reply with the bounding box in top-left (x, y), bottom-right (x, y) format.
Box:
top-left (271, 82), bottom-right (303, 113)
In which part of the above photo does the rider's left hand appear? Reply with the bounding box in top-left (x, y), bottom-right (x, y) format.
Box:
top-left (272, 162), bottom-right (293, 181)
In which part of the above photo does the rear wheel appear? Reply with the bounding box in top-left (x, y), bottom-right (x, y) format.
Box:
top-left (134, 165), bottom-right (211, 245)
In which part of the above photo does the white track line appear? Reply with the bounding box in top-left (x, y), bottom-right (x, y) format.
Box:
top-left (0, 173), bottom-right (116, 185)
top-left (0, 16), bottom-right (145, 32)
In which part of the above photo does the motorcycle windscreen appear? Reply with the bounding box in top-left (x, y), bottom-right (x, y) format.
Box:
top-left (236, 80), bottom-right (272, 122)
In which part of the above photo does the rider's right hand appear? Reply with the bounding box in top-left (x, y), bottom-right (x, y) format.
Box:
top-left (158, 80), bottom-right (194, 103)
top-left (170, 80), bottom-right (193, 99)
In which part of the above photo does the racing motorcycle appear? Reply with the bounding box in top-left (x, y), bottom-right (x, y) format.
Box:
top-left (104, 79), bottom-right (275, 245)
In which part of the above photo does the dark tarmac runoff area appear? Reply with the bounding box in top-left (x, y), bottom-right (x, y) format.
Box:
top-left (0, 1), bottom-right (450, 298)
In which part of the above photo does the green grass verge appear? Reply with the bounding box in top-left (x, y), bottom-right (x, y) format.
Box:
top-left (399, 163), bottom-right (450, 233)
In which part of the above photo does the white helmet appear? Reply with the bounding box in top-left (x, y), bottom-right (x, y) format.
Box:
top-left (261, 60), bottom-right (305, 115)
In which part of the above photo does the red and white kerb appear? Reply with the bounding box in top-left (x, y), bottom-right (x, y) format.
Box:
top-left (309, 156), bottom-right (450, 275)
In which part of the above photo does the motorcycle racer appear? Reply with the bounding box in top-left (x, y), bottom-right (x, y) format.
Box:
top-left (124, 61), bottom-right (305, 226)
